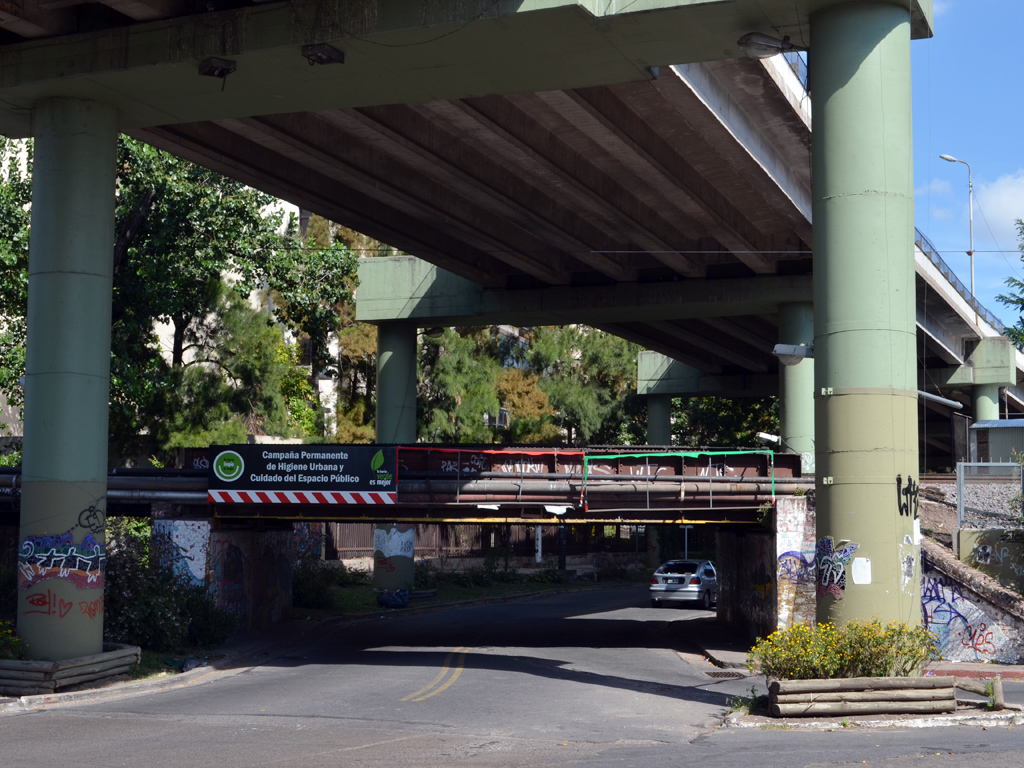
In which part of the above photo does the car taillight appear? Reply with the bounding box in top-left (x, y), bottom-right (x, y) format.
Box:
top-left (651, 578), bottom-right (658, 584)
top-left (689, 577), bottom-right (700, 585)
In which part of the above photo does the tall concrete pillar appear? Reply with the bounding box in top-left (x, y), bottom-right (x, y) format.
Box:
top-left (810, 3), bottom-right (920, 626)
top-left (375, 322), bottom-right (417, 444)
top-left (778, 302), bottom-right (815, 474)
top-left (646, 394), bottom-right (672, 445)
top-left (973, 384), bottom-right (1000, 422)
top-left (18, 98), bottom-right (117, 660)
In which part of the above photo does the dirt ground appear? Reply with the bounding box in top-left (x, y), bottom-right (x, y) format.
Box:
top-left (921, 483), bottom-right (958, 550)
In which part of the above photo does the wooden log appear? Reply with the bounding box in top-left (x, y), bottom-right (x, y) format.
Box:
top-left (52, 646), bottom-right (139, 672)
top-left (0, 668), bottom-right (50, 682)
top-left (54, 664), bottom-right (135, 689)
top-left (53, 656), bottom-right (140, 681)
top-left (0, 684), bottom-right (57, 696)
top-left (954, 679), bottom-right (990, 697)
top-left (994, 678), bottom-right (1005, 710)
top-left (770, 676), bottom-right (954, 695)
top-left (771, 698), bottom-right (956, 717)
top-left (0, 658), bottom-right (56, 673)
top-left (775, 689), bottom-right (954, 704)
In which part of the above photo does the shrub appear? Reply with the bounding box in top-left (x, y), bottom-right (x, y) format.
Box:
top-left (0, 619), bottom-right (25, 660)
top-left (747, 619), bottom-right (937, 681)
top-left (104, 518), bottom-right (237, 651)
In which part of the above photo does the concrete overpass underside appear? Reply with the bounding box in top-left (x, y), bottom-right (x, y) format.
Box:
top-left (2, 0), bottom-right (948, 653)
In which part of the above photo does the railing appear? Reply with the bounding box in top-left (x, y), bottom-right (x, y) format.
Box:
top-left (915, 227), bottom-right (1005, 333)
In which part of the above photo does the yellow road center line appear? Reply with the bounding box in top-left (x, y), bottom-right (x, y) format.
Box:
top-left (411, 650), bottom-right (467, 701)
top-left (400, 647), bottom-right (464, 702)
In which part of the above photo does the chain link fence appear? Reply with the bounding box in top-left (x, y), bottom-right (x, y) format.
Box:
top-left (955, 462), bottom-right (1023, 529)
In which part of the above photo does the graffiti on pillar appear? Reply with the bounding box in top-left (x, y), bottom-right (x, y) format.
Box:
top-left (815, 536), bottom-right (859, 600)
top-left (23, 588), bottom-right (73, 618)
top-left (77, 505), bottom-right (106, 536)
top-left (294, 522), bottom-right (325, 557)
top-left (896, 475), bottom-right (919, 519)
top-left (78, 597), bottom-right (104, 619)
top-left (777, 551), bottom-right (816, 584)
top-left (374, 525), bottom-right (415, 559)
top-left (154, 520), bottom-right (211, 587)
top-left (18, 530), bottom-right (106, 591)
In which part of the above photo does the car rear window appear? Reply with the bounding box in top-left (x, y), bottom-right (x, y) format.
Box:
top-left (660, 561), bottom-right (698, 573)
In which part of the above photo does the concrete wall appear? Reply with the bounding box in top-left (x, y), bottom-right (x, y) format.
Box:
top-left (209, 527), bottom-right (294, 631)
top-left (775, 495), bottom-right (816, 629)
top-left (922, 539), bottom-right (1024, 663)
top-left (959, 529), bottom-right (1024, 593)
top-left (717, 528), bottom-right (776, 641)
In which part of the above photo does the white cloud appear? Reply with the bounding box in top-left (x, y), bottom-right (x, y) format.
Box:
top-left (916, 178), bottom-right (952, 198)
top-left (976, 171), bottom-right (1024, 251)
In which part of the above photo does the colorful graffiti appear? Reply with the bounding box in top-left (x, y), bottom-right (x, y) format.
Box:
top-left (18, 531), bottom-right (106, 590)
top-left (153, 520), bottom-right (210, 586)
top-left (294, 522), bottom-right (325, 557)
top-left (815, 537), bottom-right (858, 600)
top-left (778, 551), bottom-right (816, 584)
top-left (921, 554), bottom-right (1020, 663)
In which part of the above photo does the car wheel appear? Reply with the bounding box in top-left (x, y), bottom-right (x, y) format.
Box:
top-left (702, 591), bottom-right (711, 610)
top-left (651, 599), bottom-right (661, 608)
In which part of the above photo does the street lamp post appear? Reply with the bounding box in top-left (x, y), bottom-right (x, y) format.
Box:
top-left (939, 153), bottom-right (975, 323)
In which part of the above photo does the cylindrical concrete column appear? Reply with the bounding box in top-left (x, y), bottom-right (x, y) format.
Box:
top-left (778, 302), bottom-right (815, 474)
top-left (375, 322), bottom-right (417, 444)
top-left (646, 394), bottom-right (672, 445)
top-left (18, 98), bottom-right (117, 660)
top-left (811, 2), bottom-right (919, 626)
top-left (973, 384), bottom-right (1000, 422)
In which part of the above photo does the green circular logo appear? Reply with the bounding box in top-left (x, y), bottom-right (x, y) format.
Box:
top-left (213, 450), bottom-right (244, 482)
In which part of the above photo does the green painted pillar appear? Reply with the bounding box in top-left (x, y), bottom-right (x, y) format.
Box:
top-left (647, 394), bottom-right (672, 445)
top-left (778, 302), bottom-right (815, 474)
top-left (973, 384), bottom-right (1000, 422)
top-left (810, 2), bottom-right (920, 626)
top-left (375, 322), bottom-right (417, 444)
top-left (18, 98), bottom-right (117, 660)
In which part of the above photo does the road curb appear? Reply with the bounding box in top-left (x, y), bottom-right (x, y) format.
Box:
top-left (723, 710), bottom-right (1024, 730)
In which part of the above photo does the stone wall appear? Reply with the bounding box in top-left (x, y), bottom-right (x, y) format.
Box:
top-left (208, 527), bottom-right (294, 631)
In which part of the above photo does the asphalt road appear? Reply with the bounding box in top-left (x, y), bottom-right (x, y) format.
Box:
top-left (3, 586), bottom-right (1024, 767)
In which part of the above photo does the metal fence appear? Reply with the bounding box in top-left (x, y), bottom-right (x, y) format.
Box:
top-left (956, 462), bottom-right (1023, 528)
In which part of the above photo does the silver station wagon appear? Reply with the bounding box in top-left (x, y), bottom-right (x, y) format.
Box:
top-left (649, 559), bottom-right (717, 609)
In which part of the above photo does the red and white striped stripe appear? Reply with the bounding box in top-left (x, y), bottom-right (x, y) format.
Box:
top-left (208, 490), bottom-right (396, 505)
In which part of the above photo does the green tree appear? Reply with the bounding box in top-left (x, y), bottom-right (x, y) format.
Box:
top-left (418, 327), bottom-right (502, 443)
top-left (998, 219), bottom-right (1024, 350)
top-left (526, 326), bottom-right (642, 444)
top-left (0, 138), bottom-right (31, 420)
top-left (671, 395), bottom-right (779, 448)
top-left (261, 214), bottom-right (358, 410)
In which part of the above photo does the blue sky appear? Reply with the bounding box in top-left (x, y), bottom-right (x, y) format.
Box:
top-left (912, 0), bottom-right (1024, 327)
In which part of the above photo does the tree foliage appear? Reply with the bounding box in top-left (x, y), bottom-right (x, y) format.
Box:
top-left (997, 219), bottom-right (1024, 350)
top-left (0, 139), bottom-right (31, 417)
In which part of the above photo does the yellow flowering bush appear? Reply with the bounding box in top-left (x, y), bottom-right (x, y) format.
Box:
top-left (0, 619), bottom-right (26, 660)
top-left (748, 619), bottom-right (937, 680)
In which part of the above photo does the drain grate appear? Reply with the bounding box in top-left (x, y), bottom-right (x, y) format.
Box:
top-left (706, 670), bottom-right (745, 679)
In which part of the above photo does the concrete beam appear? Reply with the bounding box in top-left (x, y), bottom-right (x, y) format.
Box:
top-left (0, 0), bottom-right (933, 137)
top-left (919, 336), bottom-right (1016, 388)
top-left (356, 255), bottom-right (811, 326)
top-left (636, 351), bottom-right (775, 398)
